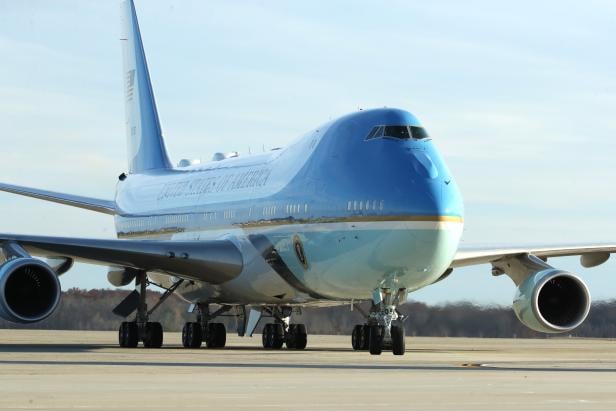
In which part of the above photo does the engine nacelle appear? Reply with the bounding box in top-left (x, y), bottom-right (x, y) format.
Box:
top-left (0, 258), bottom-right (61, 323)
top-left (513, 269), bottom-right (590, 333)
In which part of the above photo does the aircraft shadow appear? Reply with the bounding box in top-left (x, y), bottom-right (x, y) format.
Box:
top-left (0, 342), bottom-right (496, 354)
top-left (0, 358), bottom-right (612, 372)
top-left (0, 343), bottom-right (613, 373)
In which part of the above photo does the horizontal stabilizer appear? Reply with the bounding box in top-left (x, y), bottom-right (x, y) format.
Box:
top-left (0, 183), bottom-right (116, 215)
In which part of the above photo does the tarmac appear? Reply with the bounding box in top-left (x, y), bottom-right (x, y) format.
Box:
top-left (0, 330), bottom-right (614, 410)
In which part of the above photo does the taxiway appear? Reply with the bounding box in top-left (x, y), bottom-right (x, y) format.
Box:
top-left (0, 330), bottom-right (614, 410)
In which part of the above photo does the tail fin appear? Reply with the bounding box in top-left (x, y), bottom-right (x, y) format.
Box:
top-left (121, 0), bottom-right (172, 174)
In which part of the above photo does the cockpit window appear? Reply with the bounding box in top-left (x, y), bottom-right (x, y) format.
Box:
top-left (365, 125), bottom-right (429, 141)
top-left (384, 126), bottom-right (411, 139)
top-left (410, 126), bottom-right (429, 139)
top-left (365, 126), bottom-right (384, 139)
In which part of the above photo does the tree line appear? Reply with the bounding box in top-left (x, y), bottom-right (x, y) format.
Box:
top-left (1, 288), bottom-right (615, 338)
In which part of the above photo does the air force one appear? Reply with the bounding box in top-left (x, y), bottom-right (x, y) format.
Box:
top-left (0, 1), bottom-right (614, 355)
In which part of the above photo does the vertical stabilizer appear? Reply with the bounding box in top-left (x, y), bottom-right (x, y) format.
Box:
top-left (121, 0), bottom-right (172, 174)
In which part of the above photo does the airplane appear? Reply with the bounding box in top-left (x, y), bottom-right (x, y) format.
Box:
top-left (0, 0), bottom-right (614, 356)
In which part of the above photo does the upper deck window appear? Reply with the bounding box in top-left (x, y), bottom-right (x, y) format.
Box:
top-left (365, 125), bottom-right (429, 141)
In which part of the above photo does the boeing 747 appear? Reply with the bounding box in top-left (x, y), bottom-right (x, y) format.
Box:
top-left (1, 1), bottom-right (614, 355)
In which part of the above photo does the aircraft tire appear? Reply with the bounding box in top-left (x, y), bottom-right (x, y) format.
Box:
top-left (182, 322), bottom-right (202, 348)
top-left (119, 321), bottom-right (138, 348)
top-left (368, 325), bottom-right (383, 355)
top-left (391, 321), bottom-right (405, 356)
top-left (143, 322), bottom-right (163, 348)
top-left (294, 324), bottom-right (307, 350)
top-left (270, 323), bottom-right (284, 349)
top-left (262, 323), bottom-right (283, 349)
top-left (262, 324), bottom-right (272, 348)
top-left (352, 325), bottom-right (362, 350)
top-left (360, 325), bottom-right (370, 350)
top-left (287, 324), bottom-right (307, 350)
top-left (205, 323), bottom-right (226, 348)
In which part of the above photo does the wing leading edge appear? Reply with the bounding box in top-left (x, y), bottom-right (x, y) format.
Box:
top-left (0, 233), bottom-right (243, 285)
top-left (0, 183), bottom-right (116, 215)
top-left (452, 244), bottom-right (616, 268)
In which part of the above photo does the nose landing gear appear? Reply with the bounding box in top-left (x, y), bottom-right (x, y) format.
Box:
top-left (351, 289), bottom-right (407, 355)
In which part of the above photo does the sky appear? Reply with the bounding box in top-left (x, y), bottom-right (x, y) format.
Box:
top-left (0, 0), bottom-right (615, 306)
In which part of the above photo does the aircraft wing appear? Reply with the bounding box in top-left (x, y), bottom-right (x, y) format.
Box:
top-left (0, 183), bottom-right (116, 215)
top-left (0, 233), bottom-right (243, 284)
top-left (452, 244), bottom-right (616, 268)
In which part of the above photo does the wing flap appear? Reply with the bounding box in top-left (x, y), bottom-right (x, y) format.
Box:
top-left (0, 233), bottom-right (243, 285)
top-left (0, 183), bottom-right (116, 215)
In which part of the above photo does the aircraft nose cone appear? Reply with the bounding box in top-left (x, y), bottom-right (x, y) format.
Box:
top-left (411, 168), bottom-right (463, 219)
top-left (408, 148), bottom-right (463, 219)
top-left (411, 151), bottom-right (438, 179)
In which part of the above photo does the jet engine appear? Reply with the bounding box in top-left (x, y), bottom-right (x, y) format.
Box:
top-left (513, 268), bottom-right (590, 333)
top-left (0, 258), bottom-right (61, 323)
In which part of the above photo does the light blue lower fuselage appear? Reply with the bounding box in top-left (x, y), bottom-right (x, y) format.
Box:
top-left (113, 108), bottom-right (464, 306)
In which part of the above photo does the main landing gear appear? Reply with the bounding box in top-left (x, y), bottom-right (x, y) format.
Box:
top-left (261, 306), bottom-right (307, 350)
top-left (351, 289), bottom-right (407, 356)
top-left (180, 305), bottom-right (307, 350)
top-left (116, 271), bottom-right (182, 348)
top-left (182, 303), bottom-right (229, 348)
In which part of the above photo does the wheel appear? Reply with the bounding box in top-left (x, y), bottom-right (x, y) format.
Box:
top-left (119, 322), bottom-right (138, 348)
top-left (368, 325), bottom-right (383, 355)
top-left (286, 325), bottom-right (297, 349)
top-left (293, 324), bottom-right (307, 350)
top-left (142, 322), bottom-right (163, 348)
top-left (270, 323), bottom-right (284, 349)
top-left (286, 324), bottom-right (307, 350)
top-left (391, 321), bottom-right (405, 355)
top-left (262, 323), bottom-right (283, 349)
top-left (352, 325), bottom-right (368, 350)
top-left (118, 322), bottom-right (138, 348)
top-left (182, 322), bottom-right (202, 348)
top-left (205, 322), bottom-right (226, 348)
top-left (262, 324), bottom-right (272, 348)
top-left (213, 323), bottom-right (226, 348)
top-left (118, 322), bottom-right (126, 347)
top-left (352, 325), bottom-right (361, 350)
top-left (360, 325), bottom-right (370, 350)
top-left (143, 322), bottom-right (163, 348)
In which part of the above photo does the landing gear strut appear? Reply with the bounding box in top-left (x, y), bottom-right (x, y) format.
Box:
top-left (182, 303), bottom-right (229, 348)
top-left (118, 271), bottom-right (170, 348)
top-left (351, 289), bottom-right (407, 356)
top-left (260, 306), bottom-right (307, 350)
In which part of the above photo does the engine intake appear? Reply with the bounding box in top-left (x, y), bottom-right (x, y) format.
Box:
top-left (513, 269), bottom-right (590, 333)
top-left (0, 258), bottom-right (61, 323)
